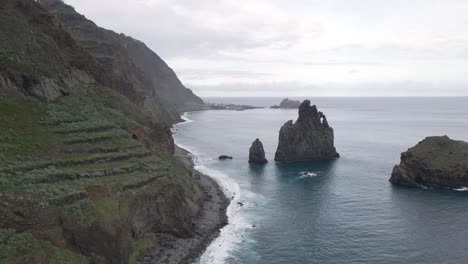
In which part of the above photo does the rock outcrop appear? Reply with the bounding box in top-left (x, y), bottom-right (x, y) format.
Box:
top-left (218, 155), bottom-right (233, 160)
top-left (275, 100), bottom-right (339, 162)
top-left (40, 0), bottom-right (206, 124)
top-left (0, 0), bottom-right (104, 101)
top-left (0, 1), bottom-right (223, 263)
top-left (390, 136), bottom-right (468, 189)
top-left (271, 98), bottom-right (302, 109)
top-left (249, 139), bottom-right (268, 164)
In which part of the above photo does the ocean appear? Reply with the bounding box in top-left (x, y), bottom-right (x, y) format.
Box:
top-left (173, 97), bottom-right (468, 264)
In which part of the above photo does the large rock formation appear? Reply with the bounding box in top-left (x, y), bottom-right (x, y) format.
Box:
top-left (390, 136), bottom-right (468, 189)
top-left (40, 0), bottom-right (206, 124)
top-left (0, 0), bottom-right (104, 101)
top-left (271, 98), bottom-right (301, 109)
top-left (275, 100), bottom-right (339, 162)
top-left (0, 1), bottom-right (225, 263)
top-left (249, 139), bottom-right (268, 164)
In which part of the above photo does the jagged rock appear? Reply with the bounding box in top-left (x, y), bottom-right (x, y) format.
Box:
top-left (249, 138), bottom-right (268, 164)
top-left (390, 136), bottom-right (468, 189)
top-left (275, 100), bottom-right (339, 162)
top-left (271, 98), bottom-right (302, 109)
top-left (218, 155), bottom-right (233, 160)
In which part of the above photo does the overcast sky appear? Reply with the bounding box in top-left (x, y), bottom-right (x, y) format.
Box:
top-left (66, 0), bottom-right (468, 96)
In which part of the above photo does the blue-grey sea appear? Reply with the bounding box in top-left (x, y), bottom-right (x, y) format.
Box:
top-left (173, 97), bottom-right (468, 264)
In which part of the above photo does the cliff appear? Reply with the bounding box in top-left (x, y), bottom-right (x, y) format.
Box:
top-left (390, 136), bottom-right (468, 189)
top-left (39, 0), bottom-right (206, 124)
top-left (275, 100), bottom-right (339, 162)
top-left (0, 0), bottom-right (104, 100)
top-left (0, 1), bottom-right (223, 263)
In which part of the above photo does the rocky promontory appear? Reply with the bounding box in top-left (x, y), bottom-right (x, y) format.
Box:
top-left (275, 100), bottom-right (339, 162)
top-left (390, 136), bottom-right (468, 189)
top-left (207, 103), bottom-right (261, 111)
top-left (271, 98), bottom-right (302, 109)
top-left (249, 139), bottom-right (268, 164)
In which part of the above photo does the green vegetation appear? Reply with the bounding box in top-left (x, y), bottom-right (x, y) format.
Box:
top-left (0, 1), bottom-right (206, 262)
top-left (0, 85), bottom-right (202, 262)
top-left (0, 229), bottom-right (88, 263)
top-left (0, 12), bottom-right (66, 77)
top-left (129, 237), bottom-right (153, 264)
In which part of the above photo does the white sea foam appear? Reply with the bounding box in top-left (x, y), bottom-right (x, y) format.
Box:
top-left (195, 164), bottom-right (252, 264)
top-left (180, 112), bottom-right (194, 124)
top-left (454, 187), bottom-right (468, 192)
top-left (298, 171), bottom-right (318, 179)
top-left (174, 115), bottom-right (256, 264)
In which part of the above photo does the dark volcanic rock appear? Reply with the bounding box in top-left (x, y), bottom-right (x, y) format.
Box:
top-left (218, 155), bottom-right (233, 160)
top-left (271, 98), bottom-right (302, 109)
top-left (249, 138), bottom-right (268, 164)
top-left (390, 136), bottom-right (468, 189)
top-left (274, 100), bottom-right (339, 162)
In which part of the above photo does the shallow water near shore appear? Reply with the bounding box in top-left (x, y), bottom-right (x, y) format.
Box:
top-left (173, 97), bottom-right (468, 264)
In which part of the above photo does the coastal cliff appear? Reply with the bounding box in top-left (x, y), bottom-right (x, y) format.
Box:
top-left (39, 0), bottom-right (206, 124)
top-left (275, 100), bottom-right (339, 162)
top-left (390, 136), bottom-right (468, 189)
top-left (0, 1), bottom-right (225, 263)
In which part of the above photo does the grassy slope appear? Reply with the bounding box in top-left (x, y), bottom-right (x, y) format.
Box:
top-left (0, 1), bottom-right (204, 262)
top-left (0, 86), bottom-right (203, 263)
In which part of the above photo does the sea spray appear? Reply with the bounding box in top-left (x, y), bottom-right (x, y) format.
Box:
top-left (174, 113), bottom-right (257, 264)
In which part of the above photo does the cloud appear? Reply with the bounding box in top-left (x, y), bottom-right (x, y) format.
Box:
top-left (66, 0), bottom-right (309, 58)
top-left (64, 0), bottom-right (468, 96)
top-left (191, 81), bottom-right (468, 97)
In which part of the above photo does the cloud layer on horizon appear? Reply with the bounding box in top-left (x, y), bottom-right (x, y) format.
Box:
top-left (66, 0), bottom-right (468, 96)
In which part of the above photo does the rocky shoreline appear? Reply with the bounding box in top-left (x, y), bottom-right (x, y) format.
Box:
top-left (138, 146), bottom-right (229, 264)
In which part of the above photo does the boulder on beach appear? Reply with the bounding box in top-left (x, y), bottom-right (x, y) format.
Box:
top-left (390, 136), bottom-right (468, 189)
top-left (249, 138), bottom-right (268, 164)
top-left (275, 100), bottom-right (339, 162)
top-left (218, 155), bottom-right (233, 160)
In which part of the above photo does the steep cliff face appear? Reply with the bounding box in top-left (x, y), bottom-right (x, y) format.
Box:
top-left (0, 0), bottom-right (104, 100)
top-left (0, 1), bottom-right (215, 263)
top-left (390, 136), bottom-right (468, 189)
top-left (275, 100), bottom-right (339, 162)
top-left (40, 0), bottom-right (205, 124)
top-left (121, 37), bottom-right (205, 113)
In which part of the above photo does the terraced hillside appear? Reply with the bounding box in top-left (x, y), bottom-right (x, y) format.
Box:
top-left (0, 85), bottom-right (205, 263)
top-left (0, 1), bottom-right (221, 263)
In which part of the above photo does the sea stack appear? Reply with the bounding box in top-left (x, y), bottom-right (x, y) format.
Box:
top-left (390, 136), bottom-right (468, 189)
top-left (249, 138), bottom-right (268, 164)
top-left (274, 100), bottom-right (339, 162)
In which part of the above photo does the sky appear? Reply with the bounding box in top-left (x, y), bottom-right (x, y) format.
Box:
top-left (66, 0), bottom-right (468, 97)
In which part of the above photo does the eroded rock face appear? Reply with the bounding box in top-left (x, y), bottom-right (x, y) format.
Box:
top-left (279, 98), bottom-right (301, 108)
top-left (249, 139), bottom-right (268, 164)
top-left (275, 100), bottom-right (339, 162)
top-left (271, 98), bottom-right (302, 109)
top-left (390, 136), bottom-right (468, 189)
